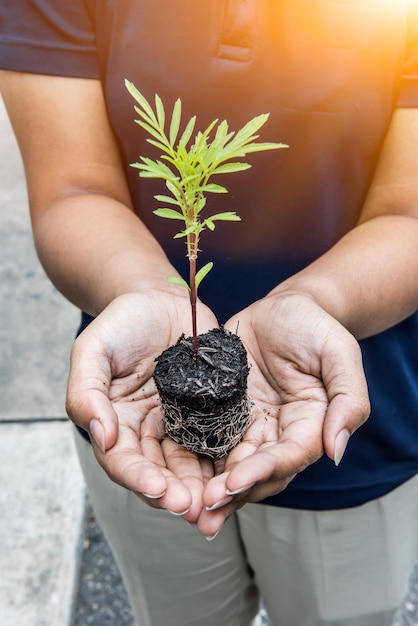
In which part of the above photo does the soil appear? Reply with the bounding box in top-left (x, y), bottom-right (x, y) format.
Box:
top-left (153, 327), bottom-right (251, 458)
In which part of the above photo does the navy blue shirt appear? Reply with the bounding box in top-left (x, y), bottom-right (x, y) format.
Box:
top-left (1, 0), bottom-right (418, 510)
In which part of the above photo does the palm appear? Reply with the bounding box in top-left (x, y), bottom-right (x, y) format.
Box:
top-left (232, 345), bottom-right (329, 472)
top-left (67, 290), bottom-right (218, 520)
top-left (221, 298), bottom-right (331, 492)
top-left (198, 294), bottom-right (369, 537)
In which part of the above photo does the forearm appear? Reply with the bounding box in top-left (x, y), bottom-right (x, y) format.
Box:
top-left (0, 72), bottom-right (179, 315)
top-left (33, 193), bottom-right (181, 316)
top-left (271, 214), bottom-right (418, 339)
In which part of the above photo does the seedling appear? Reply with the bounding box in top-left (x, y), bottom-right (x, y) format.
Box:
top-left (126, 80), bottom-right (287, 357)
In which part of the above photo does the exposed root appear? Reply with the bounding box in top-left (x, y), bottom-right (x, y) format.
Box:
top-left (162, 393), bottom-right (251, 458)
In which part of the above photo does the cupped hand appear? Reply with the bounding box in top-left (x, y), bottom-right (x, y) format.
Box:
top-left (198, 293), bottom-right (370, 537)
top-left (66, 290), bottom-right (218, 521)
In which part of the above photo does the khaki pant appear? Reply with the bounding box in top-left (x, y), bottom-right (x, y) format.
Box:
top-left (75, 431), bottom-right (418, 626)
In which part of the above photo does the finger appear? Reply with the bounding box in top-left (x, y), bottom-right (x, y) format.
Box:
top-left (197, 485), bottom-right (281, 539)
top-left (321, 340), bottom-right (371, 465)
top-left (137, 472), bottom-right (193, 516)
top-left (203, 427), bottom-right (322, 511)
top-left (91, 428), bottom-right (197, 516)
top-left (197, 500), bottom-right (237, 539)
top-left (207, 448), bottom-right (281, 502)
top-left (93, 427), bottom-right (169, 498)
top-left (323, 391), bottom-right (370, 465)
top-left (66, 334), bottom-right (119, 452)
top-left (162, 439), bottom-right (215, 522)
top-left (66, 385), bottom-right (119, 453)
top-left (199, 471), bottom-right (296, 539)
top-left (200, 446), bottom-right (300, 537)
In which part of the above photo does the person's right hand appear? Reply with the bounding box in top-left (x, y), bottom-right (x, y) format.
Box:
top-left (66, 291), bottom-right (219, 522)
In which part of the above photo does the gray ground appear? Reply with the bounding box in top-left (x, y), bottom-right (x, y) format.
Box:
top-left (395, 566), bottom-right (418, 626)
top-left (72, 500), bottom-right (135, 626)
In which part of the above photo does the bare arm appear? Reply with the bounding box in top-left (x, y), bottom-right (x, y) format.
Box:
top-left (0, 71), bottom-right (180, 316)
top-left (0, 71), bottom-right (221, 519)
top-left (272, 108), bottom-right (418, 339)
top-left (199, 108), bottom-right (418, 535)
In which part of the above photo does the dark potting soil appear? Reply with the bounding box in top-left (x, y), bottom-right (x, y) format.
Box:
top-left (153, 327), bottom-right (251, 457)
top-left (154, 327), bottom-right (249, 405)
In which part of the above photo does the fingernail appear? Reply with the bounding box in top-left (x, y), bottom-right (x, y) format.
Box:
top-left (205, 526), bottom-right (223, 542)
top-left (334, 429), bottom-right (350, 466)
top-left (205, 496), bottom-right (233, 511)
top-left (169, 508), bottom-right (190, 516)
top-left (143, 491), bottom-right (167, 499)
top-left (225, 485), bottom-right (250, 496)
top-left (89, 419), bottom-right (106, 453)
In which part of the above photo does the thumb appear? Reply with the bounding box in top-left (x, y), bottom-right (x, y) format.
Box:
top-left (322, 357), bottom-right (370, 465)
top-left (66, 335), bottom-right (119, 452)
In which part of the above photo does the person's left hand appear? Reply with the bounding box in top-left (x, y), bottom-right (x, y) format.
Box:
top-left (197, 292), bottom-right (370, 538)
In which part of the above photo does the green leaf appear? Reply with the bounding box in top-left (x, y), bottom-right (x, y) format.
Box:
top-left (232, 113), bottom-right (270, 144)
top-left (179, 172), bottom-right (201, 187)
top-left (191, 119), bottom-right (218, 158)
top-left (211, 162), bottom-right (251, 175)
top-left (169, 99), bottom-right (182, 145)
top-left (153, 208), bottom-right (185, 220)
top-left (166, 275), bottom-right (190, 290)
top-left (195, 262), bottom-right (213, 288)
top-left (240, 141), bottom-right (288, 155)
top-left (204, 121), bottom-right (234, 162)
top-left (133, 107), bottom-right (165, 140)
top-left (216, 113), bottom-right (279, 160)
top-left (199, 183), bottom-right (228, 194)
top-left (125, 80), bottom-right (156, 122)
top-left (178, 116), bottom-right (196, 147)
top-left (146, 138), bottom-right (173, 153)
top-left (176, 143), bottom-right (191, 163)
top-left (194, 195), bottom-right (207, 215)
top-left (204, 212), bottom-right (240, 230)
top-left (155, 94), bottom-right (165, 129)
top-left (135, 119), bottom-right (168, 149)
top-left (136, 158), bottom-right (177, 181)
top-left (125, 84), bottom-right (288, 288)
top-left (204, 219), bottom-right (216, 231)
top-left (154, 194), bottom-right (182, 207)
top-left (173, 223), bottom-right (199, 238)
top-left (212, 120), bottom-right (232, 147)
top-left (208, 211), bottom-right (241, 221)
top-left (166, 180), bottom-right (183, 203)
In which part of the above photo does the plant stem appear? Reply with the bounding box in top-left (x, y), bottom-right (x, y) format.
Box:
top-left (188, 232), bottom-right (198, 359)
top-left (189, 257), bottom-right (198, 358)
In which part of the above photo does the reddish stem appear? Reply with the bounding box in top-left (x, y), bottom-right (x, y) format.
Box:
top-left (188, 231), bottom-right (199, 359)
top-left (189, 256), bottom-right (198, 358)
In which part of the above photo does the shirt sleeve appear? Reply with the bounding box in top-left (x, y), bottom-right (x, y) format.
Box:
top-left (397, 0), bottom-right (418, 106)
top-left (0, 0), bottom-right (99, 78)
